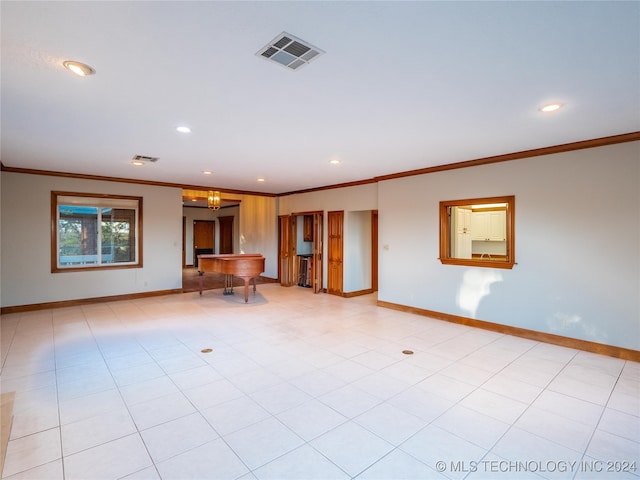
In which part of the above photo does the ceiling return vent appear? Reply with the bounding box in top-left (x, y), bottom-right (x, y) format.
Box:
top-left (132, 155), bottom-right (159, 163)
top-left (257, 32), bottom-right (324, 71)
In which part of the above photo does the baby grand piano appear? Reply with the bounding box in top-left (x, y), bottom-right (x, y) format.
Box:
top-left (197, 254), bottom-right (265, 303)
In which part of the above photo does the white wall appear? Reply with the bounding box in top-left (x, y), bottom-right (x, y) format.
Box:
top-left (1, 172), bottom-right (183, 307)
top-left (378, 141), bottom-right (640, 350)
top-left (344, 210), bottom-right (372, 292)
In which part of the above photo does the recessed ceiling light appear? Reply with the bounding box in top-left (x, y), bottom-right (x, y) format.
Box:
top-left (540, 103), bottom-right (562, 113)
top-left (329, 159), bottom-right (341, 165)
top-left (257, 178), bottom-right (266, 182)
top-left (176, 126), bottom-right (191, 133)
top-left (131, 160), bottom-right (144, 166)
top-left (62, 60), bottom-right (95, 76)
top-left (202, 171), bottom-right (212, 175)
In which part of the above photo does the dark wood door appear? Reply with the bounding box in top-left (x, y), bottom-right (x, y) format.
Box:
top-left (327, 211), bottom-right (343, 296)
top-left (193, 220), bottom-right (214, 267)
top-left (218, 216), bottom-right (234, 254)
top-left (372, 210), bottom-right (378, 292)
top-left (313, 212), bottom-right (323, 293)
top-left (278, 215), bottom-right (295, 286)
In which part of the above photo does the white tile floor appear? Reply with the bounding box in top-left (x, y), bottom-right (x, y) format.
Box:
top-left (1, 284), bottom-right (639, 480)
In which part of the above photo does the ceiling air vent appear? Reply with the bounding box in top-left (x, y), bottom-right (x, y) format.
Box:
top-left (132, 155), bottom-right (159, 163)
top-left (257, 32), bottom-right (324, 71)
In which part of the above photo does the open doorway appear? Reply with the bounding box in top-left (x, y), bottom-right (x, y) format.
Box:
top-left (278, 212), bottom-right (323, 293)
top-left (181, 189), bottom-right (241, 292)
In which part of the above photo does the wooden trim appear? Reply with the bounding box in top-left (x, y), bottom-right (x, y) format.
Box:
top-left (3, 133), bottom-right (638, 197)
top-left (51, 191), bottom-right (144, 273)
top-left (1, 165), bottom-right (276, 198)
top-left (439, 195), bottom-right (515, 269)
top-left (281, 178), bottom-right (377, 196)
top-left (0, 289), bottom-right (183, 314)
top-left (343, 288), bottom-right (374, 298)
top-left (374, 132), bottom-right (640, 183)
top-left (377, 300), bottom-right (640, 361)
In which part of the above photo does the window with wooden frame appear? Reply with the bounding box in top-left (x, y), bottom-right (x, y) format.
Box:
top-left (439, 195), bottom-right (515, 269)
top-left (51, 192), bottom-right (143, 272)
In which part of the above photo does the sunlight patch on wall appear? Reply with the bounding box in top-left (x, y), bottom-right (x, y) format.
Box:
top-left (547, 312), bottom-right (608, 343)
top-left (457, 269), bottom-right (503, 318)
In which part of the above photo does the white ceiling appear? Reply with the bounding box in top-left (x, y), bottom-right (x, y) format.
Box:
top-left (2, 1), bottom-right (639, 195)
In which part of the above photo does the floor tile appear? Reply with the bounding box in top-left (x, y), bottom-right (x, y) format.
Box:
top-left (490, 427), bottom-right (583, 475)
top-left (288, 369), bottom-right (346, 397)
top-left (356, 449), bottom-right (445, 479)
top-left (400, 424), bottom-right (487, 480)
top-left (318, 384), bottom-right (382, 419)
top-left (310, 421), bottom-right (394, 477)
top-left (531, 390), bottom-right (604, 427)
top-left (585, 429), bottom-right (640, 465)
top-left (459, 388), bottom-right (528, 424)
top-left (228, 367), bottom-right (285, 394)
top-left (155, 438), bottom-right (249, 480)
top-left (253, 444), bottom-right (349, 479)
top-left (183, 378), bottom-right (245, 410)
top-left (1, 459), bottom-right (63, 480)
top-left (433, 404), bottom-right (510, 450)
top-left (119, 466), bottom-right (162, 479)
top-left (249, 382), bottom-right (312, 415)
top-left (415, 373), bottom-right (476, 402)
top-left (61, 406), bottom-right (136, 455)
top-left (58, 388), bottom-right (126, 426)
top-left (387, 387), bottom-right (454, 423)
top-left (354, 402), bottom-right (427, 446)
top-left (2, 428), bottom-right (61, 478)
top-left (596, 407), bottom-right (640, 442)
top-left (201, 395), bottom-right (271, 436)
top-left (9, 402), bottom-right (59, 440)
top-left (140, 412), bottom-right (218, 463)
top-left (119, 375), bottom-right (180, 407)
top-left (224, 417), bottom-right (305, 470)
top-left (514, 406), bottom-right (595, 452)
top-left (276, 399), bottom-right (348, 441)
top-left (128, 391), bottom-right (196, 430)
top-left (351, 371), bottom-right (411, 400)
top-left (63, 433), bottom-right (152, 480)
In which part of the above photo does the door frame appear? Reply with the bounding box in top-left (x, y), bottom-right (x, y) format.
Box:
top-left (279, 211), bottom-right (324, 292)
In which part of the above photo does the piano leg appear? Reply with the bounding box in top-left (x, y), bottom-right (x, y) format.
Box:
top-left (198, 271), bottom-right (204, 295)
top-left (223, 274), bottom-right (234, 295)
top-left (243, 279), bottom-right (250, 303)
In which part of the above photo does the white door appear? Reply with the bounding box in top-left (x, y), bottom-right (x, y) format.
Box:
top-left (454, 207), bottom-right (472, 259)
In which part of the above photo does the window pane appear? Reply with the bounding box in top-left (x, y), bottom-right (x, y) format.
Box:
top-left (101, 207), bottom-right (136, 264)
top-left (53, 192), bottom-right (142, 272)
top-left (58, 205), bottom-right (99, 265)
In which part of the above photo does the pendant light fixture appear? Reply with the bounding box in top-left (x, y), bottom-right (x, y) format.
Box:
top-left (207, 190), bottom-right (221, 210)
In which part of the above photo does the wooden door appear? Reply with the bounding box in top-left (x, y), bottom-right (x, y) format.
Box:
top-left (312, 212), bottom-right (323, 294)
top-left (182, 216), bottom-right (186, 267)
top-left (193, 220), bottom-right (214, 267)
top-left (218, 216), bottom-right (234, 254)
top-left (372, 211), bottom-right (378, 292)
top-left (327, 211), bottom-right (343, 296)
top-left (278, 215), bottom-right (295, 286)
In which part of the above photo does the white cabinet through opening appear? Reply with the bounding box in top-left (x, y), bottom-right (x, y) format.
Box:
top-left (471, 211), bottom-right (506, 241)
